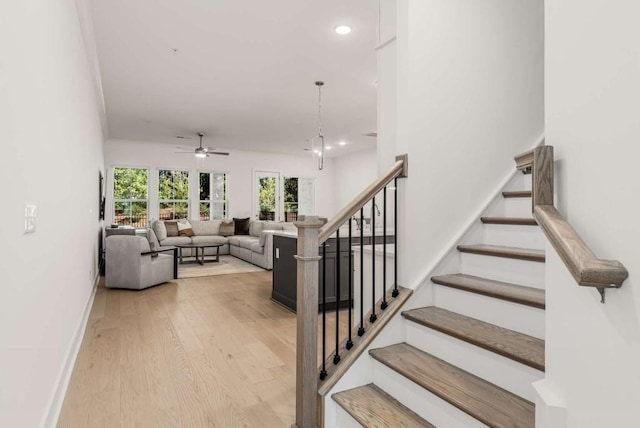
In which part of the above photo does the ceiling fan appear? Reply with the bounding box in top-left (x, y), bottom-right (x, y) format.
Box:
top-left (175, 132), bottom-right (229, 158)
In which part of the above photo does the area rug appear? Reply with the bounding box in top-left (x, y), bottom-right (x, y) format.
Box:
top-left (178, 255), bottom-right (265, 279)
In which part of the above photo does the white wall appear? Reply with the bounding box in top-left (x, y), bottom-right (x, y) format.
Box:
top-left (0, 0), bottom-right (105, 426)
top-left (332, 148), bottom-right (378, 209)
top-left (387, 0), bottom-right (544, 285)
top-left (104, 139), bottom-right (336, 223)
top-left (540, 0), bottom-right (640, 426)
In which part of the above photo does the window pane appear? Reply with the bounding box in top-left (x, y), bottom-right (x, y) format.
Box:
top-left (114, 168), bottom-right (148, 199)
top-left (159, 202), bottom-right (174, 220)
top-left (211, 202), bottom-right (225, 220)
top-left (173, 171), bottom-right (189, 200)
top-left (212, 172), bottom-right (226, 200)
top-left (131, 202), bottom-right (148, 227)
top-left (159, 170), bottom-right (189, 200)
top-left (159, 202), bottom-right (187, 220)
top-left (284, 177), bottom-right (298, 203)
top-left (114, 201), bottom-right (147, 227)
top-left (158, 170), bottom-right (173, 200)
top-left (259, 177), bottom-right (276, 220)
top-left (200, 202), bottom-right (210, 221)
top-left (200, 172), bottom-right (210, 200)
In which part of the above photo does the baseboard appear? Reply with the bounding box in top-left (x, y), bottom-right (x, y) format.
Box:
top-left (40, 273), bottom-right (99, 428)
top-left (408, 133), bottom-right (545, 290)
top-left (533, 379), bottom-right (567, 428)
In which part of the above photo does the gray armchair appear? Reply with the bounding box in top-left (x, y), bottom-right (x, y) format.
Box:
top-left (106, 235), bottom-right (176, 290)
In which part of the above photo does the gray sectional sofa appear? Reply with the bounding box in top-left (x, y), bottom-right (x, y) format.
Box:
top-left (148, 219), bottom-right (294, 270)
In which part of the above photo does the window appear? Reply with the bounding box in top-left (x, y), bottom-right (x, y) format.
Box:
top-left (199, 171), bottom-right (228, 220)
top-left (158, 170), bottom-right (189, 220)
top-left (113, 167), bottom-right (148, 227)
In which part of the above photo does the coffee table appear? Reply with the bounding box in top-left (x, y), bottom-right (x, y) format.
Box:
top-left (175, 243), bottom-right (224, 265)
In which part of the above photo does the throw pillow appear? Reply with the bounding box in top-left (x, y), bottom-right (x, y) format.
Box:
top-left (233, 217), bottom-right (251, 235)
top-left (152, 220), bottom-right (167, 241)
top-left (164, 221), bottom-right (179, 237)
top-left (219, 220), bottom-right (234, 236)
top-left (177, 220), bottom-right (194, 237)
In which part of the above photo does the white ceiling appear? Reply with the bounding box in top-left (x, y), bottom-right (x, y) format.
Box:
top-left (90, 0), bottom-right (379, 157)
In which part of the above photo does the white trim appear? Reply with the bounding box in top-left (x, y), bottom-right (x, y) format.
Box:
top-left (41, 274), bottom-right (99, 428)
top-left (408, 133), bottom-right (545, 290)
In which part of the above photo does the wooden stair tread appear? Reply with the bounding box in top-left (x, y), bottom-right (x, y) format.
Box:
top-left (332, 384), bottom-right (435, 428)
top-left (457, 244), bottom-right (545, 262)
top-left (502, 190), bottom-right (532, 198)
top-left (481, 217), bottom-right (537, 226)
top-left (402, 307), bottom-right (545, 371)
top-left (370, 343), bottom-right (535, 428)
top-left (431, 273), bottom-right (545, 309)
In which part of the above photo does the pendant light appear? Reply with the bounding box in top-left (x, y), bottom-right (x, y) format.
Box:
top-left (315, 80), bottom-right (325, 170)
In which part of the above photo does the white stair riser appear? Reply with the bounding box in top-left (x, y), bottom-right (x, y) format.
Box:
top-left (484, 196), bottom-right (533, 218)
top-left (503, 197), bottom-right (533, 217)
top-left (333, 405), bottom-right (364, 428)
top-left (460, 252), bottom-right (545, 289)
top-left (405, 322), bottom-right (543, 401)
top-left (482, 224), bottom-right (545, 250)
top-left (372, 361), bottom-right (486, 428)
top-left (434, 285), bottom-right (545, 339)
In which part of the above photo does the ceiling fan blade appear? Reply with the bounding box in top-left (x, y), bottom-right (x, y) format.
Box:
top-left (174, 151), bottom-right (194, 154)
top-left (209, 151), bottom-right (229, 156)
top-left (176, 146), bottom-right (196, 150)
top-left (175, 136), bottom-right (192, 140)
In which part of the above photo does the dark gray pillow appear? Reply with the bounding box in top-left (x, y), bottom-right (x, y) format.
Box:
top-left (233, 217), bottom-right (250, 235)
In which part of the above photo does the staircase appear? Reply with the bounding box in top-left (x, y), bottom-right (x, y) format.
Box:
top-left (331, 170), bottom-right (546, 427)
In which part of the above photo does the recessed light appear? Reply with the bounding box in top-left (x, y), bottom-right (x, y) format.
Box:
top-left (338, 141), bottom-right (346, 146)
top-left (326, 146), bottom-right (333, 150)
top-left (335, 25), bottom-right (352, 35)
top-left (313, 150), bottom-right (320, 154)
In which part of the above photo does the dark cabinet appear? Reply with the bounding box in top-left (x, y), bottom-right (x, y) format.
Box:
top-left (271, 234), bottom-right (394, 313)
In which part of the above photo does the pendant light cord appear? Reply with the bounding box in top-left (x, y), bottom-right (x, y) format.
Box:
top-left (315, 81), bottom-right (325, 170)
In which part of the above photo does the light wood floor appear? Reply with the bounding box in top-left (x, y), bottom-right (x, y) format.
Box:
top-left (58, 272), bottom-right (351, 428)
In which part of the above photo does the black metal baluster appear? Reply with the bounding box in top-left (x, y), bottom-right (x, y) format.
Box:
top-left (347, 220), bottom-right (353, 350)
top-left (333, 230), bottom-right (341, 364)
top-left (320, 242), bottom-right (327, 380)
top-left (370, 197), bottom-right (377, 323)
top-left (381, 186), bottom-right (388, 310)
top-left (358, 208), bottom-right (365, 336)
top-left (393, 178), bottom-right (399, 297)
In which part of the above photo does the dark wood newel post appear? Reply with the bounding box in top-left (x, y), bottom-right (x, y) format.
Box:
top-left (293, 215), bottom-right (326, 428)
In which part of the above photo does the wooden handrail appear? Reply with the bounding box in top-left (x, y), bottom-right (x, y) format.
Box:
top-left (518, 146), bottom-right (628, 300)
top-left (534, 205), bottom-right (628, 287)
top-left (318, 154), bottom-right (407, 244)
top-left (514, 148), bottom-right (534, 171)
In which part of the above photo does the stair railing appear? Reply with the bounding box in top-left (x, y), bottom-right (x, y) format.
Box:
top-left (293, 154), bottom-right (408, 428)
top-left (514, 146), bottom-right (628, 302)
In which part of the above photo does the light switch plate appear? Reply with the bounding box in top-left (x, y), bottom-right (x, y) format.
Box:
top-left (275, 248), bottom-right (280, 259)
top-left (24, 204), bottom-right (36, 234)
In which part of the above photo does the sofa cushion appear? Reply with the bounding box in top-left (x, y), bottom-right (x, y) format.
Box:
top-left (165, 221), bottom-right (179, 237)
top-left (233, 217), bottom-right (250, 235)
top-left (250, 241), bottom-right (264, 254)
top-left (161, 236), bottom-right (192, 246)
top-left (218, 220), bottom-right (234, 236)
top-left (228, 235), bottom-right (256, 248)
top-left (191, 220), bottom-right (221, 236)
top-left (152, 220), bottom-right (167, 241)
top-left (249, 220), bottom-right (263, 237)
top-left (191, 235), bottom-right (228, 246)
